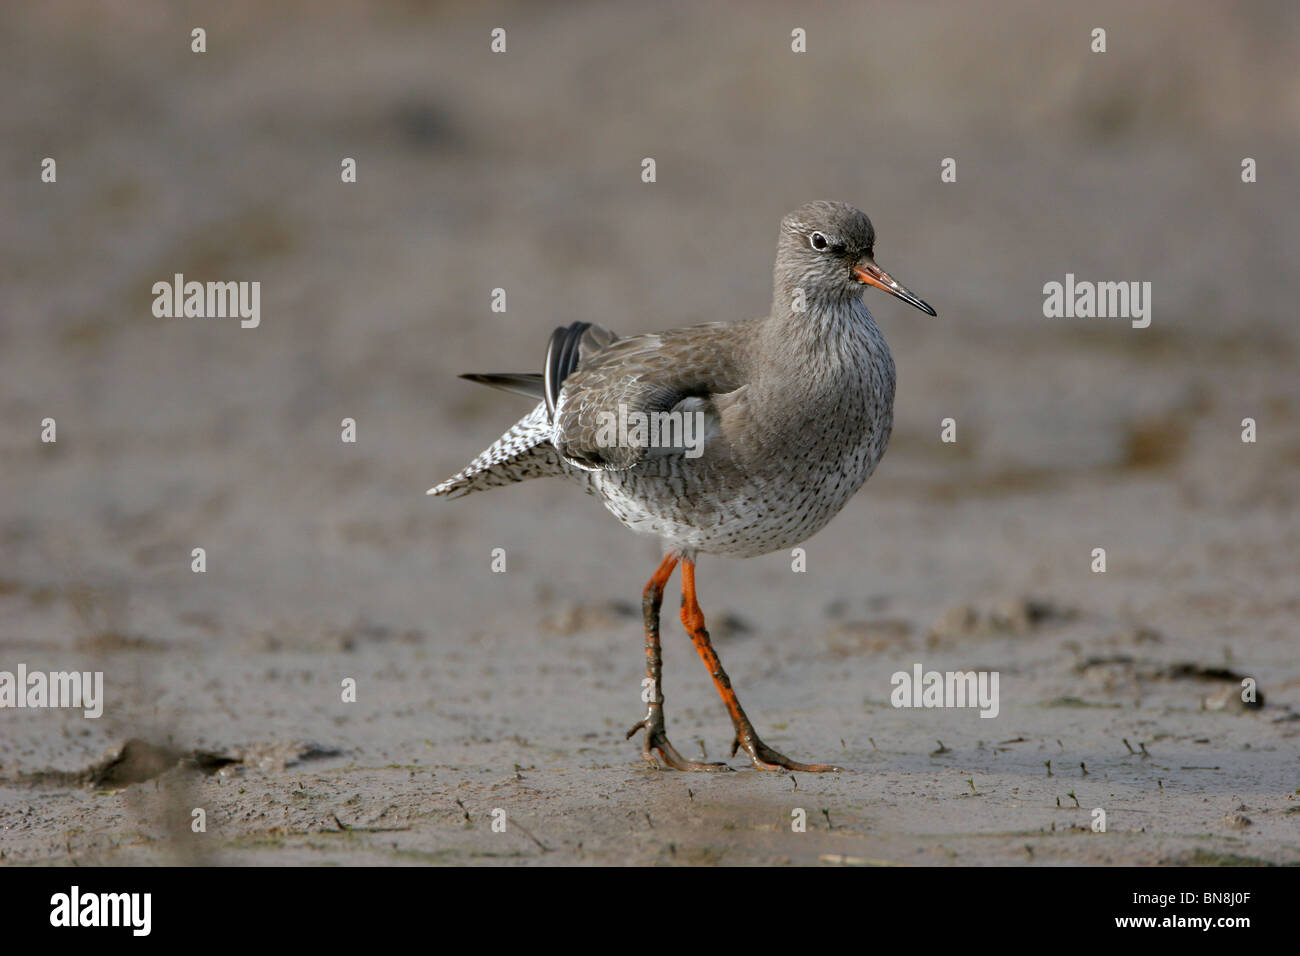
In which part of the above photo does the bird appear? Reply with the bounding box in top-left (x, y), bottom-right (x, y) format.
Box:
top-left (429, 201), bottom-right (936, 772)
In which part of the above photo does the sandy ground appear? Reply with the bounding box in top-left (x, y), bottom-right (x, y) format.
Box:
top-left (1, 1), bottom-right (1298, 866)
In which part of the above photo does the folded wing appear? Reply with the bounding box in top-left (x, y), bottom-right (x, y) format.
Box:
top-left (552, 322), bottom-right (745, 471)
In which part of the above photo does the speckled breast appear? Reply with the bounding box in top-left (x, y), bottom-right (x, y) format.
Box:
top-left (583, 347), bottom-right (896, 558)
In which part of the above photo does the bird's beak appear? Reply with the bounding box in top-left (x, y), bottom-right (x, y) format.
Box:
top-left (852, 258), bottom-right (937, 316)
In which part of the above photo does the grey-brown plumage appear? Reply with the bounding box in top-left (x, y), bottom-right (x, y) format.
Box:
top-left (429, 201), bottom-right (936, 773)
top-left (430, 200), bottom-right (933, 560)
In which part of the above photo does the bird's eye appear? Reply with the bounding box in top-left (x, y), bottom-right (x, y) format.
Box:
top-left (809, 231), bottom-right (829, 251)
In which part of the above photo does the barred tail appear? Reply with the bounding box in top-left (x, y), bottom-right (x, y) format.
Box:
top-left (427, 403), bottom-right (565, 498)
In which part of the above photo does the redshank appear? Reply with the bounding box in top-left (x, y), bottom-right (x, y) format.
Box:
top-left (429, 201), bottom-right (936, 772)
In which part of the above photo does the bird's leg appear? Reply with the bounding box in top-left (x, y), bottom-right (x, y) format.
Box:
top-left (679, 558), bottom-right (844, 773)
top-left (626, 553), bottom-right (729, 771)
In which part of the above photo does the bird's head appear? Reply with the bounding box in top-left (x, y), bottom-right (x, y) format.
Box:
top-left (776, 201), bottom-right (936, 316)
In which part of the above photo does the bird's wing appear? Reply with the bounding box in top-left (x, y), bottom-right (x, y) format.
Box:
top-left (544, 321), bottom-right (619, 419)
top-left (552, 321), bottom-right (748, 471)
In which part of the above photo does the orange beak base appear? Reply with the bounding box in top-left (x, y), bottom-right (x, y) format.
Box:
top-left (853, 261), bottom-right (937, 316)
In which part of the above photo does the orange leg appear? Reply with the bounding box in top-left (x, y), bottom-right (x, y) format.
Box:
top-left (680, 557), bottom-right (843, 773)
top-left (625, 553), bottom-right (728, 771)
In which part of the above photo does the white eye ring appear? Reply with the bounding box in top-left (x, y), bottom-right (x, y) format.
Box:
top-left (809, 231), bottom-right (830, 251)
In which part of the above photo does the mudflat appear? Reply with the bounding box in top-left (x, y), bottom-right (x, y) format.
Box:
top-left (1, 1), bottom-right (1296, 865)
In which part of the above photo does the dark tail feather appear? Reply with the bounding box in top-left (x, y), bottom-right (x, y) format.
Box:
top-left (543, 321), bottom-right (620, 420)
top-left (459, 372), bottom-right (545, 400)
top-left (462, 323), bottom-right (617, 411)
top-left (544, 321), bottom-right (592, 420)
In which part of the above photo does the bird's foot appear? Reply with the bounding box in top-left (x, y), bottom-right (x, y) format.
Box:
top-left (732, 734), bottom-right (844, 773)
top-left (626, 711), bottom-right (731, 772)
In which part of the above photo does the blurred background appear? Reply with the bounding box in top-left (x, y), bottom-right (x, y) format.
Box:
top-left (1, 1), bottom-right (1297, 865)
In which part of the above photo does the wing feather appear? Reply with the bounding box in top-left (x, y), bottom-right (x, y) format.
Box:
top-left (552, 321), bottom-right (750, 470)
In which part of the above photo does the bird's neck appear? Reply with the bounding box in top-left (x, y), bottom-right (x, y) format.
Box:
top-left (760, 293), bottom-right (889, 381)
top-left (745, 295), bottom-right (895, 451)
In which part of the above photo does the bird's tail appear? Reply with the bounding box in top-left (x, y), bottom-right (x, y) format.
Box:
top-left (427, 400), bottom-right (564, 498)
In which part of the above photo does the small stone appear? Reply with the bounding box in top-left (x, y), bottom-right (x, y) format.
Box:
top-left (1203, 683), bottom-right (1263, 712)
top-left (539, 602), bottom-right (624, 635)
top-left (989, 598), bottom-right (1034, 634)
top-left (825, 618), bottom-right (912, 656)
top-left (929, 605), bottom-right (979, 644)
